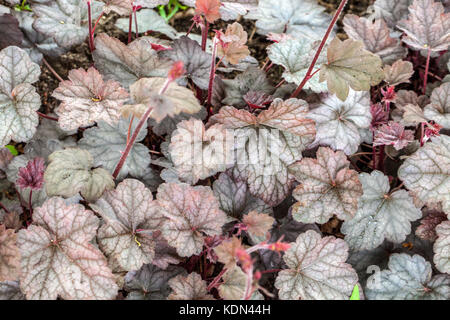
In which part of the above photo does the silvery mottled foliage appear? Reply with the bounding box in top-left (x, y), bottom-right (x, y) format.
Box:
top-left (93, 179), bottom-right (163, 271)
top-left (0, 46), bottom-right (40, 147)
top-left (343, 14), bottom-right (407, 65)
top-left (424, 82), bottom-right (450, 129)
top-left (398, 135), bottom-right (450, 216)
top-left (161, 36), bottom-right (211, 89)
top-left (93, 33), bottom-right (172, 88)
top-left (100, 0), bottom-right (133, 15)
top-left (434, 221), bottom-right (450, 274)
top-left (307, 89), bottom-right (372, 155)
top-left (365, 254), bottom-right (450, 300)
top-left (222, 67), bottom-right (273, 107)
top-left (44, 148), bottom-right (115, 202)
top-left (17, 197), bottom-right (118, 300)
top-left (254, 0), bottom-right (333, 41)
top-left (156, 183), bottom-right (227, 257)
top-left (341, 171), bottom-right (422, 251)
top-left (369, 0), bottom-right (412, 29)
top-left (124, 264), bottom-right (186, 300)
top-left (115, 9), bottom-right (177, 39)
top-left (213, 172), bottom-right (273, 219)
top-left (397, 0), bottom-right (450, 52)
top-left (267, 38), bottom-right (327, 93)
top-left (168, 272), bottom-right (213, 300)
top-left (211, 98), bottom-right (316, 206)
top-left (169, 119), bottom-right (233, 184)
top-left (78, 117), bottom-right (150, 180)
top-left (289, 147), bottom-right (363, 224)
top-left (32, 0), bottom-right (103, 49)
top-left (275, 231), bottom-right (358, 300)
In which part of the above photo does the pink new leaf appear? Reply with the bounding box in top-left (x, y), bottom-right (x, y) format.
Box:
top-left (16, 157), bottom-right (45, 190)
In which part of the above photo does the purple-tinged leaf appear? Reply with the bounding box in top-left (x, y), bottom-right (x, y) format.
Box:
top-left (416, 210), bottom-right (447, 241)
top-left (16, 157), bottom-right (45, 190)
top-left (383, 60), bottom-right (414, 86)
top-left (0, 13), bottom-right (23, 50)
top-left (373, 121), bottom-right (415, 150)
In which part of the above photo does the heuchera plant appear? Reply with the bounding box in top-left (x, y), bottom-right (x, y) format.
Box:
top-left (0, 0), bottom-right (449, 301)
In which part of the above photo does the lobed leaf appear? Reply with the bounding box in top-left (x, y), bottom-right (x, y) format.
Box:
top-left (168, 272), bottom-right (213, 300)
top-left (434, 221), bottom-right (450, 274)
top-left (424, 82), bottom-right (450, 129)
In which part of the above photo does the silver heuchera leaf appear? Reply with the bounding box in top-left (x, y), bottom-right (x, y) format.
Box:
top-left (156, 183), bottom-right (227, 257)
top-left (307, 89), bottom-right (372, 155)
top-left (211, 98), bottom-right (316, 206)
top-left (341, 171), bottom-right (422, 251)
top-left (398, 135), bottom-right (450, 215)
top-left (213, 172), bottom-right (273, 219)
top-left (254, 0), bottom-right (333, 41)
top-left (383, 60), bottom-right (414, 87)
top-left (222, 67), bottom-right (273, 107)
top-left (124, 264), bottom-right (186, 300)
top-left (17, 197), bottom-right (118, 300)
top-left (289, 147), bottom-right (363, 224)
top-left (32, 0), bottom-right (103, 49)
top-left (0, 46), bottom-right (41, 147)
top-left (275, 230), bottom-right (358, 300)
top-left (115, 8), bottom-right (177, 39)
top-left (343, 14), bottom-right (407, 65)
top-left (218, 264), bottom-right (263, 300)
top-left (267, 38), bottom-right (327, 93)
top-left (424, 82), bottom-right (450, 129)
top-left (369, 0), bottom-right (412, 29)
top-left (93, 33), bottom-right (172, 88)
top-left (0, 281), bottom-right (25, 300)
top-left (52, 67), bottom-right (129, 131)
top-left (44, 148), bottom-right (115, 202)
top-left (169, 119), bottom-right (234, 184)
top-left (79, 117), bottom-right (150, 180)
top-left (396, 0), bottom-right (450, 52)
top-left (100, 0), bottom-right (133, 15)
top-left (93, 179), bottom-right (163, 271)
top-left (161, 36), bottom-right (211, 89)
top-left (434, 221), bottom-right (450, 274)
top-left (365, 253), bottom-right (450, 300)
top-left (168, 272), bottom-right (213, 300)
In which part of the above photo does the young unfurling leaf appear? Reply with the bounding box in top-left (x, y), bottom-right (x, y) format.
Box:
top-left (307, 89), bottom-right (372, 155)
top-left (17, 197), bottom-right (118, 300)
top-left (398, 135), bottom-right (450, 215)
top-left (373, 121), bottom-right (415, 150)
top-left (343, 14), bottom-right (407, 64)
top-left (217, 22), bottom-right (250, 65)
top-left (365, 254), bottom-right (449, 300)
top-left (289, 147), bottom-right (363, 224)
top-left (242, 211), bottom-right (274, 239)
top-left (195, 0), bottom-right (221, 23)
top-left (397, 0), bottom-right (450, 52)
top-left (156, 183), bottom-right (227, 257)
top-left (44, 148), bottom-right (115, 202)
top-left (341, 171), bottom-right (421, 251)
top-left (52, 67), bottom-right (129, 131)
top-left (0, 46), bottom-right (41, 147)
top-left (16, 157), bottom-right (45, 190)
top-left (319, 38), bottom-right (384, 101)
top-left (93, 179), bottom-right (163, 271)
top-left (275, 230), bottom-right (358, 300)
